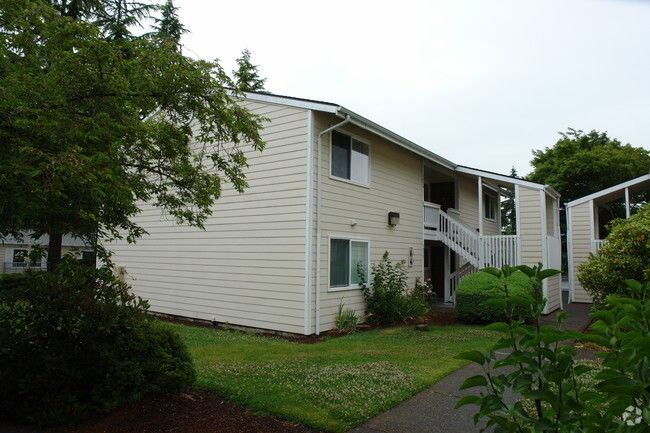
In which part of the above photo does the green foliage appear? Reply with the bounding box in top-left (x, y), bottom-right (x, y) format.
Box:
top-left (501, 167), bottom-right (518, 234)
top-left (455, 269), bottom-right (534, 324)
top-left (0, 0), bottom-right (266, 257)
top-left (233, 48), bottom-right (268, 93)
top-left (362, 252), bottom-right (429, 325)
top-left (172, 320), bottom-right (499, 433)
top-left (0, 273), bottom-right (30, 291)
top-left (578, 204), bottom-right (650, 308)
top-left (334, 300), bottom-right (360, 333)
top-left (455, 266), bottom-right (650, 433)
top-left (152, 0), bottom-right (187, 47)
top-left (527, 128), bottom-right (649, 271)
top-left (527, 128), bottom-right (649, 205)
top-left (0, 258), bottom-right (195, 426)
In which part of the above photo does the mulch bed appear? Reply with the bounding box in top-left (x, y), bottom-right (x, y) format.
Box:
top-left (58, 390), bottom-right (323, 433)
top-left (4, 310), bottom-right (459, 433)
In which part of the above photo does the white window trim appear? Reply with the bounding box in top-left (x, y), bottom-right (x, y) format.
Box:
top-left (484, 192), bottom-right (497, 221)
top-left (5, 247), bottom-right (42, 268)
top-left (10, 248), bottom-right (29, 267)
top-left (327, 235), bottom-right (370, 292)
top-left (329, 129), bottom-right (371, 188)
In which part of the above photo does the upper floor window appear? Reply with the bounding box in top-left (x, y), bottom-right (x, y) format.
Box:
top-left (331, 130), bottom-right (369, 186)
top-left (12, 249), bottom-right (28, 267)
top-left (484, 193), bottom-right (497, 221)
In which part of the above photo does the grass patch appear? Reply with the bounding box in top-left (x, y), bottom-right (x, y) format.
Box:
top-left (163, 322), bottom-right (499, 432)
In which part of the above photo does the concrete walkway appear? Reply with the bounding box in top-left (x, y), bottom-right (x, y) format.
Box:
top-left (349, 299), bottom-right (594, 433)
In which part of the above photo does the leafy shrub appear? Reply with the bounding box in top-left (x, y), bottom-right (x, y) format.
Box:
top-left (578, 203), bottom-right (650, 308)
top-left (361, 252), bottom-right (429, 325)
top-left (362, 252), bottom-right (407, 325)
top-left (455, 270), bottom-right (534, 324)
top-left (456, 266), bottom-right (650, 432)
top-left (0, 258), bottom-right (195, 426)
top-left (0, 272), bottom-right (30, 291)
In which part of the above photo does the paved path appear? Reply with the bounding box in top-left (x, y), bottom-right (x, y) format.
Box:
top-left (349, 300), bottom-right (593, 433)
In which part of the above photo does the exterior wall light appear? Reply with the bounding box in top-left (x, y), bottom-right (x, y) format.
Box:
top-left (388, 212), bottom-right (400, 226)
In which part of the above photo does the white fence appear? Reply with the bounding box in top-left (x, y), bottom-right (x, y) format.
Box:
top-left (480, 235), bottom-right (519, 268)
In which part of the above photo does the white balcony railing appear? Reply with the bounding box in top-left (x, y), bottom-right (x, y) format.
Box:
top-left (423, 202), bottom-right (519, 269)
top-left (423, 202), bottom-right (441, 230)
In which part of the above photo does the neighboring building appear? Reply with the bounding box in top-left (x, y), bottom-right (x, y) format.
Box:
top-left (1, 234), bottom-right (89, 274)
top-left (566, 173), bottom-right (650, 303)
top-left (109, 92), bottom-right (562, 335)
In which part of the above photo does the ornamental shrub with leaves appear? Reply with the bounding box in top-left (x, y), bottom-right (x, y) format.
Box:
top-left (361, 252), bottom-right (429, 325)
top-left (0, 257), bottom-right (195, 426)
top-left (455, 265), bottom-right (650, 433)
top-left (455, 270), bottom-right (534, 324)
top-left (578, 203), bottom-right (650, 308)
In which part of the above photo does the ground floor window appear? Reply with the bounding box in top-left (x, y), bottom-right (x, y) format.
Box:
top-left (329, 238), bottom-right (369, 290)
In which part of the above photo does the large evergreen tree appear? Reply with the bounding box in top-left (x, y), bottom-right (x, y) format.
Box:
top-left (233, 48), bottom-right (268, 93)
top-left (152, 0), bottom-right (186, 48)
top-left (0, 0), bottom-right (266, 266)
top-left (501, 167), bottom-right (518, 234)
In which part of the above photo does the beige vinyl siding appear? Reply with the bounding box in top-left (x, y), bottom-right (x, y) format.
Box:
top-left (456, 177), bottom-right (499, 235)
top-left (457, 177), bottom-right (479, 232)
top-left (544, 194), bottom-right (561, 312)
top-left (517, 186), bottom-right (544, 265)
top-left (315, 113), bottom-right (423, 331)
top-left (545, 195), bottom-right (557, 236)
top-left (110, 100), bottom-right (310, 334)
top-left (545, 270), bottom-right (561, 312)
top-left (482, 215), bottom-right (500, 235)
top-left (569, 201), bottom-right (593, 303)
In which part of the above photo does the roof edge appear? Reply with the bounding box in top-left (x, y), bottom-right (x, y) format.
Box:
top-left (337, 107), bottom-right (458, 171)
top-left (241, 91), bottom-right (458, 171)
top-left (241, 91), bottom-right (340, 113)
top-left (566, 173), bottom-right (650, 208)
top-left (456, 166), bottom-right (559, 198)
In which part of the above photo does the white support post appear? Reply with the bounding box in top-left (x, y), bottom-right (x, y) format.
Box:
top-left (444, 247), bottom-right (450, 302)
top-left (478, 176), bottom-right (483, 235)
top-left (625, 187), bottom-right (631, 218)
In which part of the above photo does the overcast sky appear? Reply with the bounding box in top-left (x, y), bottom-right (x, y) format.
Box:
top-left (174, 0), bottom-right (650, 176)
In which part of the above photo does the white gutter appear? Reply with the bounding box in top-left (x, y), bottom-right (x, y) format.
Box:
top-left (315, 113), bottom-right (351, 335)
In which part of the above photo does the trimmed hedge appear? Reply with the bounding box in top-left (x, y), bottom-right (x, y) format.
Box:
top-left (455, 270), bottom-right (534, 324)
top-left (0, 273), bottom-right (30, 291)
top-left (0, 259), bottom-right (195, 426)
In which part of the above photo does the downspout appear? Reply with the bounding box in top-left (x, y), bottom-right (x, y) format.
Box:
top-left (304, 110), bottom-right (314, 335)
top-left (477, 176), bottom-right (483, 267)
top-left (315, 113), bottom-right (351, 335)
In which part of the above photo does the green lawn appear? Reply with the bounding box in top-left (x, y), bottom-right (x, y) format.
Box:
top-left (163, 322), bottom-right (499, 432)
